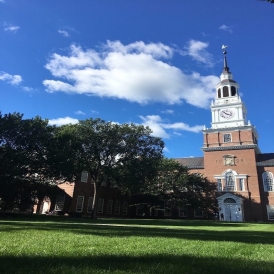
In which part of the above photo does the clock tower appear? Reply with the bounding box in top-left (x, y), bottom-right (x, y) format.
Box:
top-left (202, 47), bottom-right (259, 150)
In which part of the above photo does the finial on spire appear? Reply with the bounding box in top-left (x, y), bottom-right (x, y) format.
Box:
top-left (221, 45), bottom-right (229, 72)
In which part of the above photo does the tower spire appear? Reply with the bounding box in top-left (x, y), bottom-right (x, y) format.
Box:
top-left (222, 45), bottom-right (229, 73)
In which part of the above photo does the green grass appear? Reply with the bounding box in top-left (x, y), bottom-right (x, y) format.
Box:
top-left (0, 215), bottom-right (274, 274)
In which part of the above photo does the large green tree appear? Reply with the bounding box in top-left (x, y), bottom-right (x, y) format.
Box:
top-left (65, 118), bottom-right (164, 218)
top-left (0, 112), bottom-right (64, 211)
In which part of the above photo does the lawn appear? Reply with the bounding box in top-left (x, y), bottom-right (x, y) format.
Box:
top-left (0, 215), bottom-right (274, 274)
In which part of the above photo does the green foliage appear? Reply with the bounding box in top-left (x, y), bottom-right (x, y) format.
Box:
top-left (143, 158), bottom-right (217, 214)
top-left (0, 112), bottom-right (65, 211)
top-left (63, 118), bottom-right (164, 217)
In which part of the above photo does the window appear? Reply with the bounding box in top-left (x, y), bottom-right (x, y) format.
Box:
top-left (81, 171), bottom-right (88, 183)
top-left (55, 195), bottom-right (65, 211)
top-left (225, 172), bottom-right (235, 191)
top-left (164, 207), bottom-right (172, 216)
top-left (239, 179), bottom-right (245, 191)
top-left (115, 201), bottom-right (120, 214)
top-left (223, 133), bottom-right (231, 143)
top-left (122, 202), bottom-right (128, 215)
top-left (76, 196), bottom-right (84, 212)
top-left (266, 205), bottom-right (274, 220)
top-left (263, 172), bottom-right (274, 192)
top-left (194, 208), bottom-right (203, 217)
top-left (87, 197), bottom-right (93, 213)
top-left (136, 204), bottom-right (145, 216)
top-left (231, 86), bottom-right (236, 96)
top-left (97, 198), bottom-right (104, 213)
top-left (217, 179), bottom-right (222, 192)
top-left (223, 86), bottom-right (229, 97)
top-left (106, 200), bottom-right (113, 214)
top-left (179, 206), bottom-right (187, 217)
top-left (218, 88), bottom-right (221, 98)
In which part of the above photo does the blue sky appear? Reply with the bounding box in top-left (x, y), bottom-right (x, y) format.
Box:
top-left (1, 0), bottom-right (273, 158)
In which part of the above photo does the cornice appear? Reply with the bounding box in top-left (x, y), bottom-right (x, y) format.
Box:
top-left (201, 144), bottom-right (261, 153)
top-left (256, 163), bottom-right (274, 167)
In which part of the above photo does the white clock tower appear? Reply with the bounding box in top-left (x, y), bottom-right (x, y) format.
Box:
top-left (211, 47), bottom-right (248, 129)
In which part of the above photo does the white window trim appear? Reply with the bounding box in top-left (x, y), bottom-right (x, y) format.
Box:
top-left (55, 195), bottom-right (65, 211)
top-left (97, 198), bottom-right (104, 213)
top-left (106, 200), bottom-right (113, 214)
top-left (81, 171), bottom-right (88, 183)
top-left (263, 172), bottom-right (274, 192)
top-left (76, 196), bottom-right (84, 212)
top-left (87, 197), bottom-right (93, 213)
top-left (266, 205), bottom-right (274, 220)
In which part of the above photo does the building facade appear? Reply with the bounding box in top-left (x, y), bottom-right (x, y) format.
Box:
top-left (176, 49), bottom-right (274, 222)
top-left (37, 49), bottom-right (274, 222)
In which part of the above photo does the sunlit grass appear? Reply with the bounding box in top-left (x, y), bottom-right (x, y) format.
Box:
top-left (0, 215), bottom-right (274, 273)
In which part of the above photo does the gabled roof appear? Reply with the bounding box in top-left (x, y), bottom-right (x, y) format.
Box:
top-left (174, 157), bottom-right (204, 169)
top-left (256, 153), bottom-right (274, 166)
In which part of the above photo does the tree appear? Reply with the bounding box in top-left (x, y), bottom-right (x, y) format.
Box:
top-left (144, 158), bottom-right (217, 217)
top-left (0, 112), bottom-right (65, 211)
top-left (67, 118), bottom-right (164, 218)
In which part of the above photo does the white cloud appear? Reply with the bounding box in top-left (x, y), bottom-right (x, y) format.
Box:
top-left (161, 109), bottom-right (174, 114)
top-left (182, 40), bottom-right (214, 66)
top-left (22, 86), bottom-right (33, 92)
top-left (58, 30), bottom-right (70, 37)
top-left (0, 72), bottom-right (22, 85)
top-left (75, 110), bottom-right (85, 115)
top-left (4, 25), bottom-right (20, 32)
top-left (139, 115), bottom-right (203, 139)
top-left (219, 25), bottom-right (233, 33)
top-left (91, 110), bottom-right (99, 114)
top-left (0, 0), bottom-right (5, 3)
top-left (43, 40), bottom-right (219, 108)
top-left (48, 117), bottom-right (79, 126)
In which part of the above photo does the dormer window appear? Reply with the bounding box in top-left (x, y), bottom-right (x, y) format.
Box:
top-left (223, 86), bottom-right (229, 97)
top-left (231, 86), bottom-right (236, 96)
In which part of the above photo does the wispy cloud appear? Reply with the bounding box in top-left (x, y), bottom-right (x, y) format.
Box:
top-left (0, 0), bottom-right (5, 3)
top-left (182, 40), bottom-right (214, 67)
top-left (43, 40), bottom-right (219, 108)
top-left (48, 117), bottom-right (79, 126)
top-left (161, 109), bottom-right (174, 114)
top-left (219, 24), bottom-right (233, 33)
top-left (91, 110), bottom-right (99, 114)
top-left (58, 30), bottom-right (70, 37)
top-left (4, 24), bottom-right (20, 32)
top-left (75, 110), bottom-right (86, 115)
top-left (139, 115), bottom-right (203, 139)
top-left (0, 71), bottom-right (22, 85)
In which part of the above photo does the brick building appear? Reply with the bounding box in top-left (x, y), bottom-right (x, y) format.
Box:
top-left (37, 48), bottom-right (274, 222)
top-left (176, 48), bottom-right (274, 222)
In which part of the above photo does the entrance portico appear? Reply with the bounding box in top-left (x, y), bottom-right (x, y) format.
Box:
top-left (217, 193), bottom-right (244, 222)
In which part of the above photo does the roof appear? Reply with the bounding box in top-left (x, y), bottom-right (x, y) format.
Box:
top-left (174, 157), bottom-right (204, 169)
top-left (256, 153), bottom-right (274, 166)
top-left (221, 79), bottom-right (236, 84)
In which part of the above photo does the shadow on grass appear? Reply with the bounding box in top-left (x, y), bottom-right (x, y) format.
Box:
top-left (1, 218), bottom-right (274, 245)
top-left (0, 254), bottom-right (273, 274)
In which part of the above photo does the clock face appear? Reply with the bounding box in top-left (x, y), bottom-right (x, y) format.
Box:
top-left (220, 109), bottom-right (234, 119)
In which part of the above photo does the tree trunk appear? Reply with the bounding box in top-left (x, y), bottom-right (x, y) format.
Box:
top-left (91, 183), bottom-right (98, 219)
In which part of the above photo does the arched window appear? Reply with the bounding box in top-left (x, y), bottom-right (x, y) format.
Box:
top-left (223, 86), bottom-right (229, 97)
top-left (218, 88), bottom-right (221, 98)
top-left (231, 86), bottom-right (236, 96)
top-left (263, 172), bottom-right (274, 192)
top-left (224, 198), bottom-right (236, 203)
top-left (225, 172), bottom-right (235, 191)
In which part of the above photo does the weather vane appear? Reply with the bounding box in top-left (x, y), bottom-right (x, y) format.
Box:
top-left (222, 45), bottom-right (228, 54)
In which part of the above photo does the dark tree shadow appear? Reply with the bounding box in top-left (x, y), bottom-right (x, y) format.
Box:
top-left (0, 254), bottom-right (273, 274)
